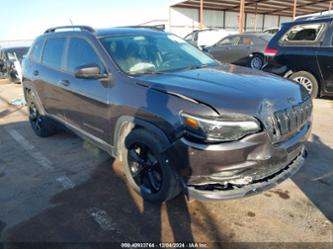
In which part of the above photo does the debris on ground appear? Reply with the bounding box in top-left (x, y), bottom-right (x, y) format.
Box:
top-left (10, 98), bottom-right (26, 106)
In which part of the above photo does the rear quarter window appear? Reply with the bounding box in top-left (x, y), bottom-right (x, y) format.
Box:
top-left (42, 38), bottom-right (66, 69)
top-left (259, 34), bottom-right (273, 42)
top-left (280, 23), bottom-right (326, 46)
top-left (30, 39), bottom-right (45, 63)
top-left (218, 36), bottom-right (240, 46)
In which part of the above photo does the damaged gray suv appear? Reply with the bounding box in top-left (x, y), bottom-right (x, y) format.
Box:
top-left (22, 26), bottom-right (312, 203)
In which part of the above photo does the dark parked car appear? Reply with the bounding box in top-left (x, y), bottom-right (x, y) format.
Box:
top-left (0, 46), bottom-right (29, 83)
top-left (264, 15), bottom-right (333, 98)
top-left (23, 26), bottom-right (312, 203)
top-left (205, 33), bottom-right (272, 70)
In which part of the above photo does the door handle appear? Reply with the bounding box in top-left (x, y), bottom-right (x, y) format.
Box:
top-left (58, 80), bottom-right (70, 87)
top-left (33, 70), bottom-right (39, 76)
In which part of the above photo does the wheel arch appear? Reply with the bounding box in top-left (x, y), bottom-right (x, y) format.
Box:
top-left (23, 85), bottom-right (46, 115)
top-left (113, 116), bottom-right (172, 161)
top-left (288, 70), bottom-right (320, 86)
top-left (286, 66), bottom-right (321, 87)
top-left (251, 52), bottom-right (264, 58)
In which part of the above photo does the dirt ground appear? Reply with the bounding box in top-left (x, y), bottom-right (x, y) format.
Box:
top-left (0, 79), bottom-right (332, 248)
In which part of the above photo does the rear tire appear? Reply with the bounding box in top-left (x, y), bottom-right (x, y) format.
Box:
top-left (249, 54), bottom-right (264, 70)
top-left (121, 128), bottom-right (181, 203)
top-left (27, 92), bottom-right (57, 137)
top-left (289, 71), bottom-right (319, 98)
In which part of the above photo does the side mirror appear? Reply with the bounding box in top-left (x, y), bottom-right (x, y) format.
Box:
top-left (74, 64), bottom-right (104, 79)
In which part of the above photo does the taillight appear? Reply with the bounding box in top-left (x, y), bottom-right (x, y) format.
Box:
top-left (264, 47), bottom-right (278, 57)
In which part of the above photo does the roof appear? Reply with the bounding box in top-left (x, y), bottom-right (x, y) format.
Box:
top-left (171, 0), bottom-right (333, 17)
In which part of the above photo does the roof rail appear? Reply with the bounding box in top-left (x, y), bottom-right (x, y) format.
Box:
top-left (44, 25), bottom-right (96, 34)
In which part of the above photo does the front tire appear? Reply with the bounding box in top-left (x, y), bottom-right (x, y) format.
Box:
top-left (289, 71), bottom-right (319, 98)
top-left (121, 129), bottom-right (181, 203)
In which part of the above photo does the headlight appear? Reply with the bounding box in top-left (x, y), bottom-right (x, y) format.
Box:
top-left (180, 112), bottom-right (261, 143)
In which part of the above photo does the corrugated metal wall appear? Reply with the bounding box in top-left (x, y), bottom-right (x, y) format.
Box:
top-left (169, 7), bottom-right (293, 37)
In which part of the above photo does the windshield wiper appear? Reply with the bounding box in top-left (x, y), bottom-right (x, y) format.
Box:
top-left (189, 64), bottom-right (210, 70)
top-left (131, 70), bottom-right (165, 76)
top-left (177, 64), bottom-right (215, 72)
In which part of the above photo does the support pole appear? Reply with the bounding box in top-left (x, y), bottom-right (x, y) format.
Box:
top-left (329, 1), bottom-right (332, 11)
top-left (293, 0), bottom-right (297, 19)
top-left (239, 0), bottom-right (245, 33)
top-left (254, 2), bottom-right (258, 32)
top-left (200, 0), bottom-right (204, 30)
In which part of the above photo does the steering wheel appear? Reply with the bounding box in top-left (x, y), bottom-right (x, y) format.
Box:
top-left (161, 54), bottom-right (182, 69)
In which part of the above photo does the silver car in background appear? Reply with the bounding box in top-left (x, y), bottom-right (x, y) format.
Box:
top-left (205, 33), bottom-right (272, 70)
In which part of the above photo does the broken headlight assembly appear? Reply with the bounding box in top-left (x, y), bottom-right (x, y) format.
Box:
top-left (180, 112), bottom-right (262, 143)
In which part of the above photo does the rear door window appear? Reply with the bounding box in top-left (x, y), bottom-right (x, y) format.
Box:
top-left (66, 37), bottom-right (104, 74)
top-left (281, 23), bottom-right (326, 45)
top-left (42, 38), bottom-right (66, 69)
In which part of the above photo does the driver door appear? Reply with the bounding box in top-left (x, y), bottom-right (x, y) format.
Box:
top-left (61, 37), bottom-right (110, 141)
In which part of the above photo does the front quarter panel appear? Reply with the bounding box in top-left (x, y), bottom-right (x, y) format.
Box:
top-left (108, 74), bottom-right (219, 146)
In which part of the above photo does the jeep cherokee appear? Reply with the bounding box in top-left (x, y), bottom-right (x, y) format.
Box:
top-left (22, 26), bottom-right (312, 203)
top-left (264, 14), bottom-right (333, 98)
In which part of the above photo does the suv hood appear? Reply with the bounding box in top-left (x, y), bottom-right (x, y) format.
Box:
top-left (136, 64), bottom-right (310, 117)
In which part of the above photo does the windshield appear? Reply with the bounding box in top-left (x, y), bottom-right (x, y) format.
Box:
top-left (100, 33), bottom-right (217, 75)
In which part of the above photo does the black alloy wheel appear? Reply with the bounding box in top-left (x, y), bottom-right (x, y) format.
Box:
top-left (29, 102), bottom-right (43, 133)
top-left (127, 142), bottom-right (163, 195)
top-left (122, 128), bottom-right (181, 203)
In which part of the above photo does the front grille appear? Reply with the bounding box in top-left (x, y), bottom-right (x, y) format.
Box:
top-left (274, 98), bottom-right (312, 137)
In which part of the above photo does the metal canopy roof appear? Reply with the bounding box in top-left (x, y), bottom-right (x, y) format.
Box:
top-left (171, 0), bottom-right (333, 17)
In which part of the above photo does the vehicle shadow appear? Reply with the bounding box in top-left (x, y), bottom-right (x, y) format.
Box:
top-left (3, 154), bottom-right (225, 246)
top-left (292, 134), bottom-right (333, 223)
top-left (2, 86), bottom-right (227, 247)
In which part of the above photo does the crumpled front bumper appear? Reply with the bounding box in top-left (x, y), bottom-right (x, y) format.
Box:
top-left (186, 150), bottom-right (306, 201)
top-left (166, 122), bottom-right (311, 201)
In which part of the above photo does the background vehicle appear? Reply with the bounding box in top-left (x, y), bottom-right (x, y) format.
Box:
top-left (265, 16), bottom-right (333, 98)
top-left (264, 15), bottom-right (333, 98)
top-left (263, 27), bottom-right (280, 35)
top-left (184, 28), bottom-right (236, 48)
top-left (0, 46), bottom-right (29, 83)
top-left (23, 26), bottom-right (311, 203)
top-left (205, 33), bottom-right (272, 70)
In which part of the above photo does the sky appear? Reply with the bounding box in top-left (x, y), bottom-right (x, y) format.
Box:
top-left (0, 0), bottom-right (170, 41)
